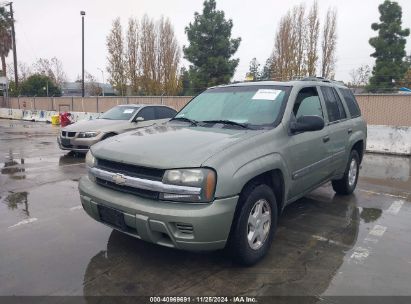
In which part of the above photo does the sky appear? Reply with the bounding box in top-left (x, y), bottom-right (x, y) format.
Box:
top-left (7, 0), bottom-right (411, 84)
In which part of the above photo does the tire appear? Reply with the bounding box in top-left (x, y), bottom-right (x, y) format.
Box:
top-left (227, 183), bottom-right (278, 266)
top-left (332, 150), bottom-right (360, 195)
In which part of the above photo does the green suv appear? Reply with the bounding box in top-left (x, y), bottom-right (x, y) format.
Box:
top-left (78, 78), bottom-right (366, 265)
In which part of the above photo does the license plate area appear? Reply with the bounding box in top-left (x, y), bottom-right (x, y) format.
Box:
top-left (61, 138), bottom-right (71, 146)
top-left (97, 204), bottom-right (126, 230)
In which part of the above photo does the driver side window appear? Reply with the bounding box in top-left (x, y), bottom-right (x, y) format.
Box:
top-left (293, 87), bottom-right (323, 119)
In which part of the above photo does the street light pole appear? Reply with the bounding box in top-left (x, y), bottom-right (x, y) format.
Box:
top-left (80, 11), bottom-right (86, 97)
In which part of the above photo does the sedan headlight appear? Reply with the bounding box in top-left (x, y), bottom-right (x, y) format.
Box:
top-left (78, 131), bottom-right (100, 138)
top-left (85, 151), bottom-right (96, 168)
top-left (160, 168), bottom-right (216, 203)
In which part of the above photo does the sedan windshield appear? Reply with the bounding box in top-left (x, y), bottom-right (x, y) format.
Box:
top-left (175, 86), bottom-right (290, 128)
top-left (99, 106), bottom-right (139, 120)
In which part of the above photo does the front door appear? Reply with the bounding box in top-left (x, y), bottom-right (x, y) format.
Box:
top-left (285, 86), bottom-right (332, 200)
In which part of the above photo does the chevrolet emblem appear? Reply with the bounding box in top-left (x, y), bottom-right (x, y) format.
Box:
top-left (112, 173), bottom-right (126, 185)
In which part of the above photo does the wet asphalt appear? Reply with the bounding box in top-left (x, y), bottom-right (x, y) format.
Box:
top-left (0, 119), bottom-right (411, 298)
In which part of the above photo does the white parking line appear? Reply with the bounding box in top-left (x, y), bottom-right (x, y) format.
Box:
top-left (359, 189), bottom-right (408, 200)
top-left (386, 200), bottom-right (404, 215)
top-left (69, 205), bottom-right (83, 211)
top-left (369, 225), bottom-right (387, 237)
top-left (350, 247), bottom-right (370, 263)
top-left (8, 218), bottom-right (38, 229)
top-left (312, 235), bottom-right (346, 247)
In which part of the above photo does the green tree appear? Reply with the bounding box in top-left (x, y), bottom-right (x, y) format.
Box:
top-left (20, 74), bottom-right (61, 97)
top-left (0, 7), bottom-right (12, 77)
top-left (183, 0), bottom-right (241, 93)
top-left (368, 0), bottom-right (410, 92)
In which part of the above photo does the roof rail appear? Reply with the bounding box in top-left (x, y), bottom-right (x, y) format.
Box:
top-left (301, 76), bottom-right (331, 83)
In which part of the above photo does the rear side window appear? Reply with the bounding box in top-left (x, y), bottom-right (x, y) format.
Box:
top-left (321, 86), bottom-right (347, 122)
top-left (339, 88), bottom-right (361, 118)
top-left (156, 107), bottom-right (177, 119)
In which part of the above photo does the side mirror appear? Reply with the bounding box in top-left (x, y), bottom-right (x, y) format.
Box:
top-left (135, 116), bottom-right (144, 122)
top-left (290, 115), bottom-right (324, 133)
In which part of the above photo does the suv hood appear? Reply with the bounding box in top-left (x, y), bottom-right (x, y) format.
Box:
top-left (62, 119), bottom-right (131, 133)
top-left (92, 123), bottom-right (261, 169)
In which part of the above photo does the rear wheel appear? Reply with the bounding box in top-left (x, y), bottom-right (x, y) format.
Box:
top-left (227, 183), bottom-right (278, 266)
top-left (332, 150), bottom-right (360, 195)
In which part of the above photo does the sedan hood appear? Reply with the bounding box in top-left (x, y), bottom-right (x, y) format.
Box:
top-left (92, 123), bottom-right (261, 169)
top-left (62, 119), bottom-right (131, 133)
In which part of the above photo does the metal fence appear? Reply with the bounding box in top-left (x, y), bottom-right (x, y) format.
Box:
top-left (1, 94), bottom-right (411, 127)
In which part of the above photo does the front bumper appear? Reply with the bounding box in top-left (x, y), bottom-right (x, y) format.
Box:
top-left (57, 135), bottom-right (102, 153)
top-left (78, 176), bottom-right (238, 251)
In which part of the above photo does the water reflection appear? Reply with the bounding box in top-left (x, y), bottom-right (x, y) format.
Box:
top-left (59, 151), bottom-right (85, 166)
top-left (5, 191), bottom-right (29, 216)
top-left (1, 151), bottom-right (26, 180)
top-left (82, 191), bottom-right (360, 297)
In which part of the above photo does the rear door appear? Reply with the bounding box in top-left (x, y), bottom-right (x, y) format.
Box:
top-left (319, 86), bottom-right (350, 176)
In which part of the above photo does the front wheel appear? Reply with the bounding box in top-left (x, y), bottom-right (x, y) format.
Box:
top-left (227, 183), bottom-right (278, 266)
top-left (332, 150), bottom-right (360, 195)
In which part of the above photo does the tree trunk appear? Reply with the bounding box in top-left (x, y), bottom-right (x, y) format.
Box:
top-left (1, 55), bottom-right (6, 77)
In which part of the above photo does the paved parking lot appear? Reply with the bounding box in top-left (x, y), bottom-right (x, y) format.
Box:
top-left (1, 119), bottom-right (411, 298)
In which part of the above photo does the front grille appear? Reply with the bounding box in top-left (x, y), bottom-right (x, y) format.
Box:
top-left (96, 158), bottom-right (164, 181)
top-left (96, 177), bottom-right (159, 200)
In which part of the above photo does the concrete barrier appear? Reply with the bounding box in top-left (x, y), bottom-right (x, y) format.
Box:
top-left (0, 108), bottom-right (23, 120)
top-left (366, 125), bottom-right (411, 156)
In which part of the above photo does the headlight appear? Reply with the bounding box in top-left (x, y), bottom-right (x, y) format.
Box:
top-left (78, 131), bottom-right (100, 138)
top-left (160, 168), bottom-right (216, 203)
top-left (85, 151), bottom-right (96, 168)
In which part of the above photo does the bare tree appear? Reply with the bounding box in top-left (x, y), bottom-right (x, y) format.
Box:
top-left (7, 62), bottom-right (32, 82)
top-left (107, 18), bottom-right (126, 96)
top-left (306, 1), bottom-right (320, 76)
top-left (271, 11), bottom-right (297, 80)
top-left (32, 57), bottom-right (67, 87)
top-left (126, 17), bottom-right (140, 95)
top-left (85, 71), bottom-right (102, 96)
top-left (139, 15), bottom-right (158, 95)
top-left (349, 65), bottom-right (371, 92)
top-left (293, 4), bottom-right (306, 77)
top-left (157, 17), bottom-right (181, 95)
top-left (321, 8), bottom-right (337, 79)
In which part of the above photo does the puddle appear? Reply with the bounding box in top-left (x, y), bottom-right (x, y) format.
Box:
top-left (359, 207), bottom-right (382, 223)
top-left (4, 191), bottom-right (30, 216)
top-left (1, 158), bottom-right (26, 180)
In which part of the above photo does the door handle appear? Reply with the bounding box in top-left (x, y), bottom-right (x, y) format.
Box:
top-left (323, 136), bottom-right (330, 143)
top-left (348, 128), bottom-right (353, 134)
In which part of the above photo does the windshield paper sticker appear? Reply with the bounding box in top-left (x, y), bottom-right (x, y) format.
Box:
top-left (123, 109), bottom-right (134, 114)
top-left (252, 89), bottom-right (282, 101)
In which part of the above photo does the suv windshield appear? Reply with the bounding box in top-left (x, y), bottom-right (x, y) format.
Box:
top-left (99, 106), bottom-right (139, 120)
top-left (175, 86), bottom-right (290, 128)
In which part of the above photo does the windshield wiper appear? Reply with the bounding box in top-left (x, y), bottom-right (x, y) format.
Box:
top-left (170, 117), bottom-right (198, 126)
top-left (201, 120), bottom-right (249, 129)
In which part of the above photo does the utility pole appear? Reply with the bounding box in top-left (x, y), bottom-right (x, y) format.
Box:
top-left (7, 2), bottom-right (18, 88)
top-left (80, 11), bottom-right (85, 97)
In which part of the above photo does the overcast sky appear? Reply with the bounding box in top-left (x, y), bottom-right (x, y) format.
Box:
top-left (9, 0), bottom-right (411, 84)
